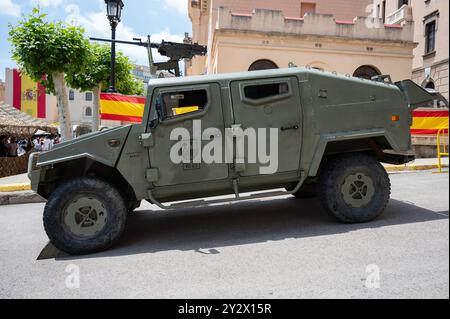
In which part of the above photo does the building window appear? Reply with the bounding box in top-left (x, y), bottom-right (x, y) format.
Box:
top-left (425, 20), bottom-right (436, 54)
top-left (353, 65), bottom-right (381, 80)
top-left (248, 59), bottom-right (278, 71)
top-left (85, 92), bottom-right (93, 101)
top-left (398, 0), bottom-right (409, 8)
top-left (85, 106), bottom-right (93, 117)
top-left (69, 90), bottom-right (75, 101)
top-left (382, 0), bottom-right (386, 23)
top-left (425, 81), bottom-right (435, 90)
top-left (244, 82), bottom-right (290, 101)
top-left (159, 90), bottom-right (207, 119)
top-left (301, 2), bottom-right (316, 17)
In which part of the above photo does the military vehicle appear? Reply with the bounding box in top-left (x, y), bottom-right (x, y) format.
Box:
top-left (28, 68), bottom-right (444, 255)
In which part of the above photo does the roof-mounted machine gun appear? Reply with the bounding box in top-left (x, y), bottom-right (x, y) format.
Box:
top-left (90, 35), bottom-right (207, 77)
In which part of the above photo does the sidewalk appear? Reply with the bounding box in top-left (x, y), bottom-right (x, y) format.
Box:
top-left (0, 157), bottom-right (448, 206)
top-left (384, 157), bottom-right (449, 172)
top-left (0, 174), bottom-right (43, 205)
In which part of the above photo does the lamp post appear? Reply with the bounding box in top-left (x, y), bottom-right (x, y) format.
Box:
top-left (105, 0), bottom-right (124, 93)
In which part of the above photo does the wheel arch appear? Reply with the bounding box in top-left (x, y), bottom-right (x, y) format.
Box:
top-left (37, 157), bottom-right (137, 205)
top-left (308, 130), bottom-right (405, 177)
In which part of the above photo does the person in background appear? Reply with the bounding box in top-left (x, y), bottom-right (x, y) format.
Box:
top-left (42, 136), bottom-right (53, 151)
top-left (53, 135), bottom-right (61, 145)
top-left (33, 137), bottom-right (42, 152)
top-left (5, 137), bottom-right (19, 157)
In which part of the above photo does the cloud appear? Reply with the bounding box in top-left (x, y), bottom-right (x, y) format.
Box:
top-left (0, 0), bottom-right (21, 17)
top-left (65, 3), bottom-right (184, 66)
top-left (30, 0), bottom-right (63, 8)
top-left (164, 0), bottom-right (188, 15)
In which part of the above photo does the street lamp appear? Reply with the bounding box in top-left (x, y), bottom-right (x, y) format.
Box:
top-left (105, 0), bottom-right (124, 93)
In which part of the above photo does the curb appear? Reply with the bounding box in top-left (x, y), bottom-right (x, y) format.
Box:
top-left (0, 183), bottom-right (31, 192)
top-left (384, 164), bottom-right (448, 172)
top-left (0, 191), bottom-right (46, 206)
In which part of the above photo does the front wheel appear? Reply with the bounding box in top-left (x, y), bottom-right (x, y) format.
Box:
top-left (43, 177), bottom-right (128, 255)
top-left (318, 153), bottom-right (391, 223)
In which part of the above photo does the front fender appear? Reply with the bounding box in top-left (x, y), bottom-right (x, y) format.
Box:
top-left (36, 125), bottom-right (132, 168)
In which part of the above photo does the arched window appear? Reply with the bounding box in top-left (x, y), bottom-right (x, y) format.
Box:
top-left (248, 59), bottom-right (278, 71)
top-left (425, 81), bottom-right (435, 90)
top-left (353, 65), bottom-right (381, 80)
top-left (85, 106), bottom-right (92, 117)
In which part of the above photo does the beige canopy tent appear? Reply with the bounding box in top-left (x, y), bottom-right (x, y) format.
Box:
top-left (0, 102), bottom-right (58, 138)
top-left (0, 102), bottom-right (58, 178)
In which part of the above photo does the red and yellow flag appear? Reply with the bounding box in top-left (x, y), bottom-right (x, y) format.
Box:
top-left (411, 110), bottom-right (449, 135)
top-left (12, 69), bottom-right (46, 118)
top-left (100, 93), bottom-right (146, 123)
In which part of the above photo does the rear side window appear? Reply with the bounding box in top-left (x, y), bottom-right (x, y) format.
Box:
top-left (244, 82), bottom-right (290, 100)
top-left (159, 89), bottom-right (207, 119)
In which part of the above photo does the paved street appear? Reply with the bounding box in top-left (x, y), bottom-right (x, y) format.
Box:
top-left (0, 170), bottom-right (448, 299)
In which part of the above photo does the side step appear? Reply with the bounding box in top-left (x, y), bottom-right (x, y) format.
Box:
top-left (147, 177), bottom-right (306, 210)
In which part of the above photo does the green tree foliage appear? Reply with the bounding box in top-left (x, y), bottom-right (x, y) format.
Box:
top-left (67, 43), bottom-right (144, 96)
top-left (8, 8), bottom-right (90, 140)
top-left (67, 43), bottom-right (144, 130)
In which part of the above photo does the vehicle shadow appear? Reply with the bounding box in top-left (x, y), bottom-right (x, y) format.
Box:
top-left (56, 197), bottom-right (448, 260)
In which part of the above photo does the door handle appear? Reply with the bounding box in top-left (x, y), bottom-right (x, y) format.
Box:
top-left (280, 124), bottom-right (300, 131)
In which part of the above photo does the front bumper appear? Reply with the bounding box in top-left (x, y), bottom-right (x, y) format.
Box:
top-left (27, 152), bottom-right (41, 192)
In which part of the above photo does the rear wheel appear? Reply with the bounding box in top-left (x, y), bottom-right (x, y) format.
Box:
top-left (318, 153), bottom-right (390, 223)
top-left (43, 177), bottom-right (127, 255)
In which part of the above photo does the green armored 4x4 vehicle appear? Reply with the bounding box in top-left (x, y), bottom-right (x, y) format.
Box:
top-left (28, 68), bottom-right (444, 255)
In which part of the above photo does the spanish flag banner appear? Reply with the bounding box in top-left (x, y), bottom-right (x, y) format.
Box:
top-left (100, 93), bottom-right (146, 123)
top-left (12, 69), bottom-right (46, 118)
top-left (411, 109), bottom-right (449, 135)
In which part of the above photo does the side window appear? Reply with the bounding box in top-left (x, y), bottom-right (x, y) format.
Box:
top-left (244, 82), bottom-right (290, 101)
top-left (159, 89), bottom-right (207, 119)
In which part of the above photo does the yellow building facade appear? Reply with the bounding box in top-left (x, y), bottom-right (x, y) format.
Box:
top-left (186, 0), bottom-right (417, 83)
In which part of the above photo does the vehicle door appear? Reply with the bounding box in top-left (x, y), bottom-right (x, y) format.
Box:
top-left (229, 77), bottom-right (302, 176)
top-left (147, 83), bottom-right (229, 187)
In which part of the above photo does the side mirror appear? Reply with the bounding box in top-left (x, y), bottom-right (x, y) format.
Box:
top-left (148, 117), bottom-right (160, 129)
top-left (148, 94), bottom-right (165, 129)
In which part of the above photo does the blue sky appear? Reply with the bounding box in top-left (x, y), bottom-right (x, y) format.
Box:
top-left (0, 0), bottom-right (191, 80)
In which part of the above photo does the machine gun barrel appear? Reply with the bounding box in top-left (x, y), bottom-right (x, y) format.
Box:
top-left (89, 36), bottom-right (207, 77)
top-left (89, 37), bottom-right (207, 60)
top-left (89, 37), bottom-right (159, 49)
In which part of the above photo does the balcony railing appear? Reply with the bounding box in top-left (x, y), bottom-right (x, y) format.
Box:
top-left (386, 5), bottom-right (413, 25)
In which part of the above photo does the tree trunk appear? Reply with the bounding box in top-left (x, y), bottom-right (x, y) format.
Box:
top-left (92, 84), bottom-right (101, 132)
top-left (52, 71), bottom-right (72, 141)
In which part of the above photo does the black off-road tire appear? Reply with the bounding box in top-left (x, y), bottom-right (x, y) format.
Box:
top-left (318, 153), bottom-right (391, 223)
top-left (43, 177), bottom-right (127, 255)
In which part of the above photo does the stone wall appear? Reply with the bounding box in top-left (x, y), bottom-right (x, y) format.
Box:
top-left (217, 8), bottom-right (415, 43)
